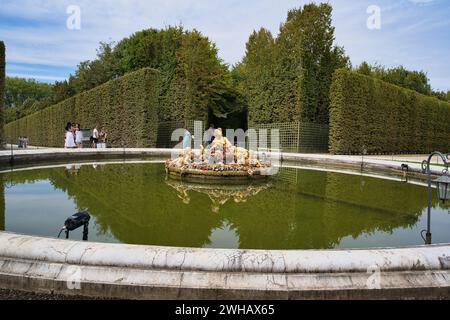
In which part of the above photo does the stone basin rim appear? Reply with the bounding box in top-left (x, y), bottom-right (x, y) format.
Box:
top-left (1, 232), bottom-right (450, 274)
top-left (0, 148), bottom-right (448, 260)
top-left (1, 147), bottom-right (446, 177)
top-left (1, 149), bottom-right (450, 298)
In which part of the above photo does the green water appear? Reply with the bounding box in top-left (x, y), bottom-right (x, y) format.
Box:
top-left (1, 162), bottom-right (449, 249)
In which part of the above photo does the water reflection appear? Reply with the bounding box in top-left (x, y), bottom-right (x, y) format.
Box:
top-left (165, 179), bottom-right (271, 213)
top-left (0, 163), bottom-right (448, 249)
top-left (65, 164), bottom-right (82, 176)
top-left (204, 219), bottom-right (240, 249)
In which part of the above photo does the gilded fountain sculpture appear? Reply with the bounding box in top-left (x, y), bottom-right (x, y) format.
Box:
top-left (165, 128), bottom-right (274, 180)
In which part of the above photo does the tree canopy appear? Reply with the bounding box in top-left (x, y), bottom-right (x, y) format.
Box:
top-left (65, 27), bottom-right (243, 122)
top-left (355, 63), bottom-right (431, 95)
top-left (4, 77), bottom-right (55, 122)
top-left (6, 26), bottom-right (243, 124)
top-left (4, 5), bottom-right (449, 127)
top-left (237, 3), bottom-right (350, 124)
top-left (355, 62), bottom-right (449, 102)
top-left (5, 77), bottom-right (52, 108)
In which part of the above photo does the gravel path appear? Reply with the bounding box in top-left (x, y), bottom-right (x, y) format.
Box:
top-left (0, 288), bottom-right (107, 300)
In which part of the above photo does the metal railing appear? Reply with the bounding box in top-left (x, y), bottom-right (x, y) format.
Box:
top-left (249, 121), bottom-right (329, 153)
top-left (156, 120), bottom-right (204, 149)
top-left (3, 136), bottom-right (17, 165)
top-left (4, 120), bottom-right (330, 154)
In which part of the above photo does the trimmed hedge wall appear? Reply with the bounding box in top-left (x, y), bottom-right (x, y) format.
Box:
top-left (329, 69), bottom-right (450, 154)
top-left (0, 41), bottom-right (5, 146)
top-left (5, 68), bottom-right (160, 148)
top-left (0, 182), bottom-right (3, 231)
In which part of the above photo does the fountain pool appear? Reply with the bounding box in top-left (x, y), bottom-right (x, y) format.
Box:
top-left (1, 161), bottom-right (450, 250)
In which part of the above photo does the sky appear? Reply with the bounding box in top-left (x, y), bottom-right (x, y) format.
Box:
top-left (0, 0), bottom-right (449, 91)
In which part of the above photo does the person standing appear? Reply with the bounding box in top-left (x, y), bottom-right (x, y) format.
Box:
top-left (206, 124), bottom-right (215, 146)
top-left (182, 126), bottom-right (192, 149)
top-left (99, 127), bottom-right (108, 148)
top-left (75, 124), bottom-right (83, 148)
top-left (91, 124), bottom-right (99, 148)
top-left (64, 122), bottom-right (76, 149)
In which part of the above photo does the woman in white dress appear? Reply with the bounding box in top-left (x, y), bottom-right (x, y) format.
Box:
top-left (75, 123), bottom-right (83, 148)
top-left (64, 123), bottom-right (76, 149)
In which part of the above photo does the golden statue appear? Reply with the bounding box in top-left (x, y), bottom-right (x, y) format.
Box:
top-left (165, 128), bottom-right (273, 180)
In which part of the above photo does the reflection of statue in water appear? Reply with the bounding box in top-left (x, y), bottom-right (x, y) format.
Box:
top-left (65, 164), bottom-right (82, 176)
top-left (165, 179), bottom-right (271, 213)
top-left (170, 180), bottom-right (192, 204)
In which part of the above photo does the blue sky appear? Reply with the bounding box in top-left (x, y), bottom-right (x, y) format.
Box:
top-left (0, 0), bottom-right (449, 91)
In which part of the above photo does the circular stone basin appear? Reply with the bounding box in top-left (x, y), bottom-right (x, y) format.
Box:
top-left (1, 161), bottom-right (450, 250)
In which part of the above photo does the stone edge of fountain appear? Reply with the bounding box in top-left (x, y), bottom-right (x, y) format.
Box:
top-left (0, 148), bottom-right (449, 299)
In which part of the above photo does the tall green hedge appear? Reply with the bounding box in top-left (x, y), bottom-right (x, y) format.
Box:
top-left (329, 69), bottom-right (450, 154)
top-left (240, 4), bottom-right (349, 126)
top-left (5, 68), bottom-right (159, 147)
top-left (0, 41), bottom-right (5, 146)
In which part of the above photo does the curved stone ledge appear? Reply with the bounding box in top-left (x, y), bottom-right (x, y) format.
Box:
top-left (0, 148), bottom-right (173, 167)
top-left (0, 233), bottom-right (450, 299)
top-left (1, 147), bottom-right (445, 177)
top-left (1, 233), bottom-right (450, 274)
top-left (1, 148), bottom-right (449, 299)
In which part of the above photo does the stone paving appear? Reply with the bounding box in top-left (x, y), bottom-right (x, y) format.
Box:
top-left (0, 289), bottom-right (107, 300)
top-left (0, 147), bottom-right (448, 179)
top-left (0, 146), bottom-right (446, 168)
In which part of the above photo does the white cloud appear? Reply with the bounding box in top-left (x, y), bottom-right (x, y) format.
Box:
top-left (408, 0), bottom-right (434, 4)
top-left (1, 0), bottom-right (448, 90)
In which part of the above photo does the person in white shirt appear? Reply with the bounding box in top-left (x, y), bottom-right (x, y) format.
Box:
top-left (64, 123), bottom-right (76, 149)
top-left (75, 123), bottom-right (83, 148)
top-left (91, 125), bottom-right (99, 148)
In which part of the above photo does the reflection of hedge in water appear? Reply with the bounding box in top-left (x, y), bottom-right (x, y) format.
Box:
top-left (1, 170), bottom-right (53, 184)
top-left (321, 171), bottom-right (427, 246)
top-left (323, 172), bottom-right (429, 217)
top-left (5, 68), bottom-right (159, 148)
top-left (46, 165), bottom-right (223, 247)
top-left (223, 169), bottom-right (429, 249)
top-left (1, 165), bottom-right (432, 249)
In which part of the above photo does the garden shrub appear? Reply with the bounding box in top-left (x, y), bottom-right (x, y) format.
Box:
top-left (5, 67), bottom-right (160, 147)
top-left (329, 69), bottom-right (450, 154)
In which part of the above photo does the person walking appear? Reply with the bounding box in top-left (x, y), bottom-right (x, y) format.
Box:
top-left (64, 122), bottom-right (76, 149)
top-left (75, 124), bottom-right (83, 148)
